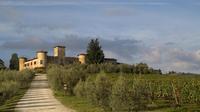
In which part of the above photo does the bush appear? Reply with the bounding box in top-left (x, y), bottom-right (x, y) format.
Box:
top-left (74, 80), bottom-right (85, 97)
top-left (0, 81), bottom-right (19, 103)
top-left (111, 76), bottom-right (147, 111)
top-left (119, 64), bottom-right (133, 73)
top-left (0, 69), bottom-right (34, 105)
top-left (101, 63), bottom-right (120, 73)
top-left (47, 65), bottom-right (87, 95)
top-left (47, 65), bottom-right (65, 91)
top-left (86, 64), bottom-right (100, 73)
top-left (84, 76), bottom-right (96, 103)
top-left (63, 68), bottom-right (86, 95)
top-left (94, 73), bottom-right (112, 109)
top-left (110, 76), bottom-right (131, 111)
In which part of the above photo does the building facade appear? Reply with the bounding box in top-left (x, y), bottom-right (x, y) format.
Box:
top-left (19, 46), bottom-right (117, 71)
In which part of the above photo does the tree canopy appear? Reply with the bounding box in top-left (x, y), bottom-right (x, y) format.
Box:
top-left (0, 59), bottom-right (6, 70)
top-left (9, 53), bottom-right (19, 70)
top-left (86, 38), bottom-right (105, 64)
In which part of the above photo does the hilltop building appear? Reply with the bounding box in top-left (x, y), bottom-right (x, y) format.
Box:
top-left (19, 46), bottom-right (117, 71)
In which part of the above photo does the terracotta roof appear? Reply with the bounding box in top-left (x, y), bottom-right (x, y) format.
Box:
top-left (54, 46), bottom-right (66, 48)
top-left (36, 51), bottom-right (48, 53)
top-left (27, 58), bottom-right (37, 62)
top-left (19, 57), bottom-right (27, 59)
top-left (77, 53), bottom-right (87, 56)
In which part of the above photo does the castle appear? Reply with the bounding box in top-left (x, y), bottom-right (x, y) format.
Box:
top-left (19, 46), bottom-right (117, 71)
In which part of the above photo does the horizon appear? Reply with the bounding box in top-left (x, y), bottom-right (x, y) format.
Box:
top-left (1, 0), bottom-right (200, 73)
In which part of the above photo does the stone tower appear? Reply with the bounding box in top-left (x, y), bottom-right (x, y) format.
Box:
top-left (54, 46), bottom-right (65, 65)
top-left (19, 57), bottom-right (27, 71)
top-left (36, 51), bottom-right (47, 68)
top-left (78, 53), bottom-right (86, 64)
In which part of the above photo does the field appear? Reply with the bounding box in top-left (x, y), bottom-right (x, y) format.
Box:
top-left (47, 64), bottom-right (200, 112)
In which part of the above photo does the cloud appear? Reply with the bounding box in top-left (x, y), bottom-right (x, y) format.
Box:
top-left (142, 47), bottom-right (161, 64)
top-left (1, 37), bottom-right (53, 50)
top-left (0, 35), bottom-right (143, 61)
top-left (140, 44), bottom-right (200, 73)
top-left (0, 0), bottom-right (169, 6)
top-left (0, 7), bottom-right (21, 22)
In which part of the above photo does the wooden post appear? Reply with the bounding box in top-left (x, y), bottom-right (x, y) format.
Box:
top-left (64, 83), bottom-right (67, 95)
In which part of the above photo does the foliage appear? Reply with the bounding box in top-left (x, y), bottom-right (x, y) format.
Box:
top-left (47, 65), bottom-right (64, 91)
top-left (47, 65), bottom-right (87, 95)
top-left (0, 59), bottom-right (6, 70)
top-left (100, 63), bottom-right (120, 73)
top-left (84, 76), bottom-right (96, 103)
top-left (86, 38), bottom-right (104, 64)
top-left (94, 73), bottom-right (112, 109)
top-left (74, 80), bottom-right (85, 97)
top-left (0, 69), bottom-right (34, 105)
top-left (110, 76), bottom-right (132, 112)
top-left (135, 63), bottom-right (149, 74)
top-left (86, 64), bottom-right (100, 73)
top-left (9, 53), bottom-right (19, 70)
top-left (119, 64), bottom-right (133, 73)
top-left (47, 64), bottom-right (200, 111)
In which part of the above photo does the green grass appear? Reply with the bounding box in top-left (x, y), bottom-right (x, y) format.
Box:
top-left (54, 91), bottom-right (105, 112)
top-left (0, 88), bottom-right (27, 112)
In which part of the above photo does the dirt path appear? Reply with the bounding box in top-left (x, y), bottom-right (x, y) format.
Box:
top-left (15, 74), bottom-right (75, 112)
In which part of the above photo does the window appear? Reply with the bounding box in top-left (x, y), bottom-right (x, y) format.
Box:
top-left (40, 60), bottom-right (43, 65)
top-left (31, 62), bottom-right (32, 65)
top-left (24, 64), bottom-right (26, 67)
top-left (34, 61), bottom-right (36, 65)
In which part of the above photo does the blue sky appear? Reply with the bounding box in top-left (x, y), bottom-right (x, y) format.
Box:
top-left (0, 0), bottom-right (200, 73)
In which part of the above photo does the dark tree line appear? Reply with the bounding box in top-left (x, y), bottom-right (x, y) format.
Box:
top-left (0, 59), bottom-right (6, 70)
top-left (0, 53), bottom-right (19, 70)
top-left (9, 53), bottom-right (19, 70)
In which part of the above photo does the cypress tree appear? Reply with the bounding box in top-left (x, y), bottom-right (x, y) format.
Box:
top-left (86, 38), bottom-right (104, 64)
top-left (9, 53), bottom-right (19, 70)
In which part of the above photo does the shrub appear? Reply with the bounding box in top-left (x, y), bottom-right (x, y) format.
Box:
top-left (84, 76), bottom-right (96, 103)
top-left (74, 80), bottom-right (85, 97)
top-left (0, 81), bottom-right (19, 103)
top-left (47, 66), bottom-right (65, 91)
top-left (101, 63), bottom-right (120, 73)
top-left (110, 75), bottom-right (131, 112)
top-left (111, 76), bottom-right (147, 111)
top-left (86, 64), bottom-right (100, 73)
top-left (130, 79), bottom-right (147, 111)
top-left (62, 68), bottom-right (86, 95)
top-left (94, 73), bottom-right (112, 109)
top-left (119, 64), bottom-right (133, 73)
top-left (0, 69), bottom-right (34, 105)
top-left (47, 65), bottom-right (87, 95)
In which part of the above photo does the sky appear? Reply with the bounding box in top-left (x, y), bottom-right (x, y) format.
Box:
top-left (0, 0), bottom-right (200, 73)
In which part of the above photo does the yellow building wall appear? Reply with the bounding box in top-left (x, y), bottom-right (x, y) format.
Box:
top-left (19, 57), bottom-right (27, 71)
top-left (22, 52), bottom-right (47, 70)
top-left (54, 46), bottom-right (65, 64)
top-left (36, 52), bottom-right (47, 68)
top-left (78, 54), bottom-right (86, 64)
top-left (54, 46), bottom-right (65, 57)
top-left (54, 47), bottom-right (59, 57)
